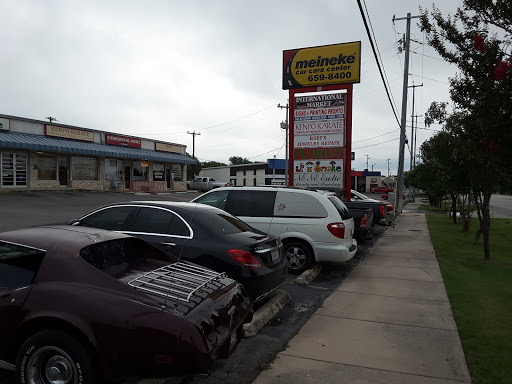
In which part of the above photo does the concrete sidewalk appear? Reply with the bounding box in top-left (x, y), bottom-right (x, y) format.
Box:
top-left (253, 203), bottom-right (472, 384)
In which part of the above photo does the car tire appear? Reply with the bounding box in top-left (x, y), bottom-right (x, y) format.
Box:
top-left (16, 329), bottom-right (97, 384)
top-left (284, 241), bottom-right (313, 275)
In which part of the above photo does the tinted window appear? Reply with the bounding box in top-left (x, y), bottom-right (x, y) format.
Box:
top-left (80, 206), bottom-right (133, 230)
top-left (0, 241), bottom-right (45, 289)
top-left (194, 190), bottom-right (229, 210)
top-left (200, 212), bottom-right (252, 236)
top-left (228, 190), bottom-right (276, 217)
top-left (169, 215), bottom-right (190, 237)
top-left (132, 207), bottom-right (175, 234)
top-left (80, 238), bottom-right (167, 273)
top-left (328, 197), bottom-right (352, 220)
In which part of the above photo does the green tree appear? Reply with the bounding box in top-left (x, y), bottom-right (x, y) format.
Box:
top-left (229, 156), bottom-right (252, 165)
top-left (202, 160), bottom-right (227, 168)
top-left (419, 0), bottom-right (512, 260)
top-left (186, 153), bottom-right (201, 181)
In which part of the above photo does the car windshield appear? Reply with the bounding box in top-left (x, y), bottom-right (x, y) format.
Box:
top-left (199, 211), bottom-right (253, 236)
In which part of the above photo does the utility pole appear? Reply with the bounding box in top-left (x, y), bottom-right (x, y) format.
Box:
top-left (278, 103), bottom-right (289, 186)
top-left (187, 131), bottom-right (201, 159)
top-left (408, 84), bottom-right (423, 171)
top-left (387, 158), bottom-right (391, 177)
top-left (45, 116), bottom-right (58, 123)
top-left (393, 12), bottom-right (421, 214)
top-left (412, 114), bottom-right (421, 168)
top-left (365, 154), bottom-right (370, 170)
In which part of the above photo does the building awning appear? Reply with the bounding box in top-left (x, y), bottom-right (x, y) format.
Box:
top-left (0, 131), bottom-right (197, 165)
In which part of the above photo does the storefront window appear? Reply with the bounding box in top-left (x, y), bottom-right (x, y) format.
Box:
top-left (72, 157), bottom-right (97, 180)
top-left (37, 155), bottom-right (57, 180)
top-left (172, 164), bottom-right (182, 181)
top-left (105, 159), bottom-right (122, 181)
top-left (1, 153), bottom-right (27, 187)
top-left (153, 162), bottom-right (164, 182)
top-left (133, 161), bottom-right (148, 181)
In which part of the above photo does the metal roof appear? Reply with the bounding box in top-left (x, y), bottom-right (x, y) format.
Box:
top-left (0, 131), bottom-right (197, 165)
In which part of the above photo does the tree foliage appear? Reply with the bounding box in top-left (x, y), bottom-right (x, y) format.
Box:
top-left (201, 160), bottom-right (228, 168)
top-left (229, 156), bottom-right (252, 165)
top-left (186, 153), bottom-right (201, 180)
top-left (419, 0), bottom-right (512, 260)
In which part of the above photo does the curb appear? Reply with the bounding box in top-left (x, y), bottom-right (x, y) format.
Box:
top-left (243, 290), bottom-right (291, 338)
top-left (294, 264), bottom-right (322, 286)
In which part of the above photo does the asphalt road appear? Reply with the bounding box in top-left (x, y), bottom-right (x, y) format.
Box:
top-left (0, 190), bottom-right (389, 384)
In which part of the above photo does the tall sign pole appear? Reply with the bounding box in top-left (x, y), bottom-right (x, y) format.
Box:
top-left (278, 103), bottom-right (289, 186)
top-left (393, 13), bottom-right (421, 213)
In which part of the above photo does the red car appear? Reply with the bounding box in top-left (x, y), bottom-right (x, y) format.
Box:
top-left (0, 226), bottom-right (252, 383)
top-left (371, 186), bottom-right (394, 193)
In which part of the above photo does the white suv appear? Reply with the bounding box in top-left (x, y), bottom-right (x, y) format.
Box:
top-left (191, 187), bottom-right (357, 274)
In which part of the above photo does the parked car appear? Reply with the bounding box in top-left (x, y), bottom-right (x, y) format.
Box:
top-left (0, 226), bottom-right (252, 383)
top-left (68, 201), bottom-right (287, 302)
top-left (187, 177), bottom-right (231, 191)
top-left (190, 187), bottom-right (357, 274)
top-left (371, 185), bottom-right (394, 193)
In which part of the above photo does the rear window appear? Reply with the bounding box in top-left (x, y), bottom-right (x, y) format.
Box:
top-left (200, 211), bottom-right (253, 236)
top-left (80, 238), bottom-right (168, 273)
top-left (328, 197), bottom-right (352, 220)
top-left (0, 241), bottom-right (45, 289)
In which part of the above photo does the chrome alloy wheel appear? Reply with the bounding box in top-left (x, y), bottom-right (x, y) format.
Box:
top-left (26, 346), bottom-right (77, 384)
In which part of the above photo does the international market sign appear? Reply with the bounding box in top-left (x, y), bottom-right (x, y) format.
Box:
top-left (282, 42), bottom-right (361, 89)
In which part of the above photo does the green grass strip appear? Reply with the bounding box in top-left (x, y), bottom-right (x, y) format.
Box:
top-left (426, 214), bottom-right (512, 384)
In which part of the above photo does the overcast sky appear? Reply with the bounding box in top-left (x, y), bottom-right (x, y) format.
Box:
top-left (0, 0), bottom-right (462, 175)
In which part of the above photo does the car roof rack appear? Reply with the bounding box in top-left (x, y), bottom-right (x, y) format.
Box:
top-left (128, 262), bottom-right (227, 303)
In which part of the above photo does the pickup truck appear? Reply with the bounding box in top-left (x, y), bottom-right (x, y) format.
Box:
top-left (371, 186), bottom-right (394, 193)
top-left (311, 187), bottom-right (392, 226)
top-left (347, 205), bottom-right (374, 241)
top-left (187, 177), bottom-right (231, 191)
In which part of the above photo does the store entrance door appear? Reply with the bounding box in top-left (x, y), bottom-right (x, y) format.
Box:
top-left (166, 169), bottom-right (172, 189)
top-left (57, 157), bottom-right (68, 186)
top-left (124, 165), bottom-right (131, 190)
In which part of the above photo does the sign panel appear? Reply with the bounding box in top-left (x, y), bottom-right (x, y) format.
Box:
top-left (293, 160), bottom-right (344, 188)
top-left (153, 162), bottom-right (164, 181)
top-left (283, 42), bottom-right (361, 89)
top-left (105, 134), bottom-right (141, 148)
top-left (291, 92), bottom-right (346, 189)
top-left (155, 142), bottom-right (182, 153)
top-left (0, 117), bottom-right (10, 131)
top-left (45, 125), bottom-right (94, 142)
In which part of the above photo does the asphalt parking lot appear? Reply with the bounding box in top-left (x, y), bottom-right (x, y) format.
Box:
top-left (0, 190), bottom-right (390, 384)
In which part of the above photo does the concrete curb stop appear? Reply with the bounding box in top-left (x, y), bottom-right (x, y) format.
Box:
top-left (243, 290), bottom-right (292, 338)
top-left (294, 264), bottom-right (322, 286)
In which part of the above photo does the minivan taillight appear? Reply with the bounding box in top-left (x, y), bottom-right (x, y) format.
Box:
top-left (227, 250), bottom-right (262, 268)
top-left (327, 222), bottom-right (345, 238)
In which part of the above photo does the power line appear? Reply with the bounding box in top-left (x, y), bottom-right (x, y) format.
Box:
top-left (357, 0), bottom-right (401, 127)
top-left (353, 137), bottom-right (400, 150)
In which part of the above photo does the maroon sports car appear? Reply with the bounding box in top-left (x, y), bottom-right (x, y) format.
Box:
top-left (0, 225), bottom-right (252, 383)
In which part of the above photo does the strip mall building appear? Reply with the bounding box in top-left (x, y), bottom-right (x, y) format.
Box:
top-left (0, 114), bottom-right (196, 192)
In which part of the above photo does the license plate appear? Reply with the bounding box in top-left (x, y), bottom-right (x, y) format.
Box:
top-left (271, 248), bottom-right (279, 263)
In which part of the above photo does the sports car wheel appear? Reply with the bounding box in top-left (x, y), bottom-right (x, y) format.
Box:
top-left (284, 241), bottom-right (313, 275)
top-left (16, 330), bottom-right (97, 384)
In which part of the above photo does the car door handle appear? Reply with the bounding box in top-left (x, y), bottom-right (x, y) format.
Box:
top-left (161, 242), bottom-right (176, 247)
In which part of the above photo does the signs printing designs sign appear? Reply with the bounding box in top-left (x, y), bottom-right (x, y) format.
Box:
top-left (155, 142), bottom-right (182, 154)
top-left (45, 125), bottom-right (94, 142)
top-left (105, 134), bottom-right (141, 148)
top-left (283, 42), bottom-right (361, 89)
